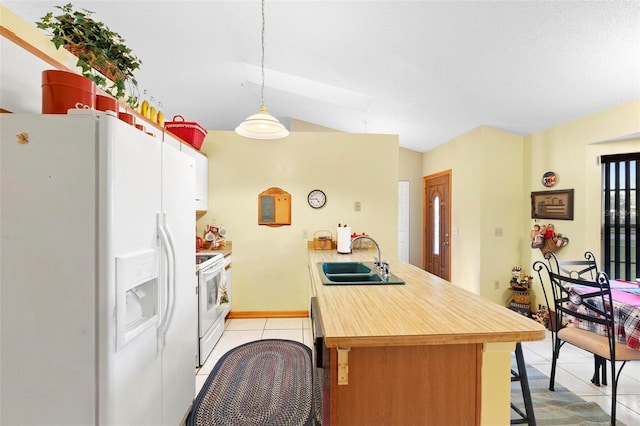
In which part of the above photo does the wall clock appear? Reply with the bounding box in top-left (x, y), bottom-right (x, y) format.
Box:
top-left (307, 189), bottom-right (326, 209)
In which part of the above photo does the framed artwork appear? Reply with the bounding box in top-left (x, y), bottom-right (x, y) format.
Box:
top-left (531, 189), bottom-right (574, 220)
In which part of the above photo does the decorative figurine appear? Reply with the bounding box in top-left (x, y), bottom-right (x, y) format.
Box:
top-left (530, 222), bottom-right (569, 254)
top-left (532, 305), bottom-right (549, 328)
top-left (530, 224), bottom-right (544, 248)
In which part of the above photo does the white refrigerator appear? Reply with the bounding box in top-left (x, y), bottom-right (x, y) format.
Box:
top-left (0, 111), bottom-right (197, 425)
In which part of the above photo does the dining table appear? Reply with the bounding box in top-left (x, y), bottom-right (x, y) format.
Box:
top-left (567, 279), bottom-right (640, 351)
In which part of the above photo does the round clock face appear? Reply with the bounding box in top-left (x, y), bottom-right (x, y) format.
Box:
top-left (307, 189), bottom-right (326, 209)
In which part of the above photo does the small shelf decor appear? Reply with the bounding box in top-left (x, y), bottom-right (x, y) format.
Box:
top-left (507, 266), bottom-right (533, 316)
top-left (36, 3), bottom-right (142, 108)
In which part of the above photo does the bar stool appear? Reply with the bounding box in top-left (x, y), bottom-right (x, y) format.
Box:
top-left (511, 342), bottom-right (536, 425)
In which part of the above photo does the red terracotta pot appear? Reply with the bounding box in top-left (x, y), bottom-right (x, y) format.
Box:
top-left (118, 111), bottom-right (135, 125)
top-left (42, 70), bottom-right (95, 114)
top-left (96, 94), bottom-right (118, 113)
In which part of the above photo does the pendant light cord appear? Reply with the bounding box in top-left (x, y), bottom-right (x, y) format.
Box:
top-left (260, 0), bottom-right (265, 108)
top-left (235, 0), bottom-right (288, 139)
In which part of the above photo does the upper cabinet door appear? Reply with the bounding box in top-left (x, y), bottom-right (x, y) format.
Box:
top-left (162, 131), bottom-right (183, 150)
top-left (180, 142), bottom-right (208, 213)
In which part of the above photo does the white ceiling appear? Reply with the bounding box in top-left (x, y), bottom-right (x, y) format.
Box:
top-left (4, 0), bottom-right (640, 152)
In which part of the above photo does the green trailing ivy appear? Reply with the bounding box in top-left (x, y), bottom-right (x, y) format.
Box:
top-left (37, 3), bottom-right (142, 108)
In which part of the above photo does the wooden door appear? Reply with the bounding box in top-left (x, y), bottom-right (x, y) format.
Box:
top-left (424, 171), bottom-right (451, 280)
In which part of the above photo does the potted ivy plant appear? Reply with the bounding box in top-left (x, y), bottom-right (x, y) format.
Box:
top-left (36, 3), bottom-right (142, 108)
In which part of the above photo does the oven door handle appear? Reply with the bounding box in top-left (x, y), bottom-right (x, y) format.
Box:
top-left (201, 264), bottom-right (224, 278)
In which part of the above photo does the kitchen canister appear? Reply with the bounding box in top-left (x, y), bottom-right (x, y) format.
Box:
top-left (95, 94), bottom-right (118, 113)
top-left (118, 111), bottom-right (135, 125)
top-left (42, 70), bottom-right (95, 114)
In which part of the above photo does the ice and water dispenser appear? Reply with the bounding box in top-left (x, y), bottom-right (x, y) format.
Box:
top-left (115, 249), bottom-right (160, 351)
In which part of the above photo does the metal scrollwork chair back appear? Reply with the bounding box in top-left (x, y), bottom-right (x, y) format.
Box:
top-left (533, 258), bottom-right (640, 426)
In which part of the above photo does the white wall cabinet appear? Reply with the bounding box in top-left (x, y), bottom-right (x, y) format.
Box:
top-left (180, 142), bottom-right (209, 213)
top-left (162, 132), bottom-right (208, 213)
top-left (162, 131), bottom-right (182, 150)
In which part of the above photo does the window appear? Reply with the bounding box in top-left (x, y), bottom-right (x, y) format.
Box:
top-left (602, 152), bottom-right (639, 280)
top-left (433, 195), bottom-right (440, 255)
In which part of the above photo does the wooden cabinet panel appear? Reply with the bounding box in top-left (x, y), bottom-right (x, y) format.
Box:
top-left (326, 344), bottom-right (480, 425)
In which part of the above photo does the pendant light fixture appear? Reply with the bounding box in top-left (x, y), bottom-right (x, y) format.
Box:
top-left (235, 0), bottom-right (289, 139)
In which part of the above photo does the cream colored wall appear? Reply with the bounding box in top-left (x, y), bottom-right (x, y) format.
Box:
top-left (289, 118), bottom-right (342, 133)
top-left (424, 127), bottom-right (483, 294)
top-left (423, 126), bottom-right (524, 302)
top-left (198, 131), bottom-right (399, 313)
top-left (523, 99), bottom-right (640, 310)
top-left (398, 147), bottom-right (424, 267)
top-left (421, 99), bottom-right (639, 309)
top-left (479, 127), bottom-right (525, 301)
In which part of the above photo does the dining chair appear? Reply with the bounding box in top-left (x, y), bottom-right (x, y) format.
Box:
top-left (544, 252), bottom-right (607, 385)
top-left (546, 250), bottom-right (598, 279)
top-left (533, 261), bottom-right (640, 426)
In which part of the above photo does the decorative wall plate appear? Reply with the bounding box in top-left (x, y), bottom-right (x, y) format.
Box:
top-left (542, 171), bottom-right (557, 187)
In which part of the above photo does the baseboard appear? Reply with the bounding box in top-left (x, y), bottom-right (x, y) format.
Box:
top-left (227, 310), bottom-right (309, 319)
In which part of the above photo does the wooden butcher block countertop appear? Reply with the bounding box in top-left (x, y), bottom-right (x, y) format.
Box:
top-left (308, 248), bottom-right (545, 348)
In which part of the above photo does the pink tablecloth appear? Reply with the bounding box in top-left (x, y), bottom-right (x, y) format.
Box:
top-left (568, 280), bottom-right (640, 350)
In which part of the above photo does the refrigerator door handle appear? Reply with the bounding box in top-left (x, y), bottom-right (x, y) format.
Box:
top-left (157, 213), bottom-right (176, 347)
top-left (162, 214), bottom-right (179, 337)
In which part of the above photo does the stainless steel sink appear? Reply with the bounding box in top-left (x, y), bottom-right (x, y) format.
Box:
top-left (318, 262), bottom-right (405, 285)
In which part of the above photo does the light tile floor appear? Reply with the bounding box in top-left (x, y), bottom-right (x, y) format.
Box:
top-left (195, 319), bottom-right (640, 425)
top-left (521, 330), bottom-right (640, 425)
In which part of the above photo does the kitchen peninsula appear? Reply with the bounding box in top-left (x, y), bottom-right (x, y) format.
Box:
top-left (308, 248), bottom-right (545, 425)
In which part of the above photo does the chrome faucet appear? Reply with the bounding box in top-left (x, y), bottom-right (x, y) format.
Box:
top-left (350, 235), bottom-right (390, 278)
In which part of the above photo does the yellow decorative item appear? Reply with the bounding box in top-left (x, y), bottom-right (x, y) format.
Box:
top-left (150, 106), bottom-right (157, 122)
top-left (156, 111), bottom-right (164, 126)
top-left (140, 99), bottom-right (149, 118)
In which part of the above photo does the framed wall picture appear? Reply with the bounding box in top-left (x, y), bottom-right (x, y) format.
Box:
top-left (531, 189), bottom-right (574, 220)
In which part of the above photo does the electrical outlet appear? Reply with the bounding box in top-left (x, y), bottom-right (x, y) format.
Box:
top-left (354, 201), bottom-right (361, 211)
top-left (494, 227), bottom-right (503, 237)
top-left (302, 229), bottom-right (308, 239)
top-left (494, 280), bottom-right (500, 289)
